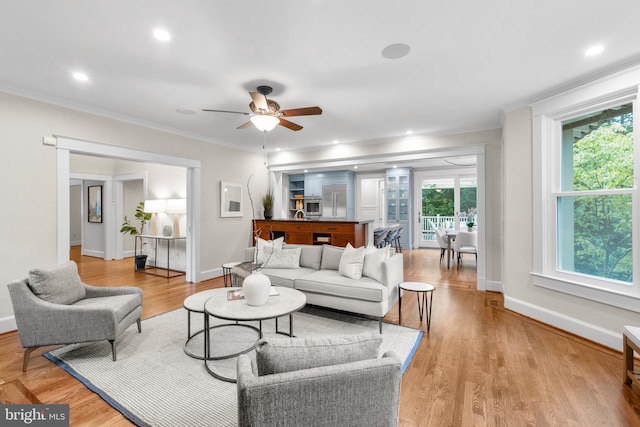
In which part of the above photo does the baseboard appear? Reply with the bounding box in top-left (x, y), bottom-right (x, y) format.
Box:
top-left (485, 280), bottom-right (503, 293)
top-left (199, 267), bottom-right (223, 282)
top-left (0, 315), bottom-right (17, 334)
top-left (81, 249), bottom-right (105, 258)
top-left (504, 295), bottom-right (622, 351)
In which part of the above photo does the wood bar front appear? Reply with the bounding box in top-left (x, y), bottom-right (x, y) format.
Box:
top-left (253, 219), bottom-right (371, 247)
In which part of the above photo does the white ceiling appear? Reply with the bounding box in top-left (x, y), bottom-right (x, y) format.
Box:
top-left (2, 1), bottom-right (640, 159)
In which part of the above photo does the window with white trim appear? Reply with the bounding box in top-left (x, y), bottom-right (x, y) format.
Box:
top-left (532, 79), bottom-right (640, 306)
top-left (557, 103), bottom-right (634, 284)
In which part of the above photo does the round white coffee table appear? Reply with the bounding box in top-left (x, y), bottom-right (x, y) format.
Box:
top-left (398, 281), bottom-right (435, 332)
top-left (203, 286), bottom-right (306, 382)
top-left (183, 289), bottom-right (222, 360)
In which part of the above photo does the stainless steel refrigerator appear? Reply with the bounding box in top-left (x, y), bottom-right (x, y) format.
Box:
top-left (322, 184), bottom-right (347, 219)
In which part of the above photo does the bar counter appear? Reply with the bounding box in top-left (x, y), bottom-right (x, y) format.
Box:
top-left (253, 219), bottom-right (373, 247)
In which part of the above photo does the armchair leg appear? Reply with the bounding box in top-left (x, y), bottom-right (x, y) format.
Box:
top-left (22, 347), bottom-right (39, 372)
top-left (379, 318), bottom-right (383, 334)
top-left (137, 318), bottom-right (142, 333)
top-left (110, 340), bottom-right (116, 361)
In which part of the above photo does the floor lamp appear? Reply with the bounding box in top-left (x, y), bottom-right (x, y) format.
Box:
top-left (166, 198), bottom-right (186, 237)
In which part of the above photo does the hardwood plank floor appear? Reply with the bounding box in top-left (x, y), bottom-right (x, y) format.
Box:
top-left (2, 247), bottom-right (640, 426)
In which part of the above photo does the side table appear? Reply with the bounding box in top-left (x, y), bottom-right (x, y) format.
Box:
top-left (398, 281), bottom-right (435, 332)
top-left (222, 261), bottom-right (242, 287)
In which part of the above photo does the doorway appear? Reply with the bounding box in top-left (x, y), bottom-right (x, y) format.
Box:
top-left (55, 136), bottom-right (201, 283)
top-left (414, 173), bottom-right (477, 248)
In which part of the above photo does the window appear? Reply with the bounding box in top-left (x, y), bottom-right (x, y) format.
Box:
top-left (532, 76), bottom-right (640, 307)
top-left (557, 104), bottom-right (634, 283)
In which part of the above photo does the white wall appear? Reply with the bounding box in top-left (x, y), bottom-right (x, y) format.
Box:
top-left (0, 91), bottom-right (269, 328)
top-left (502, 106), bottom-right (640, 350)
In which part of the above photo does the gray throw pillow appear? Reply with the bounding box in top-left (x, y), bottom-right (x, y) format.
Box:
top-left (284, 244), bottom-right (323, 270)
top-left (255, 333), bottom-right (382, 376)
top-left (28, 261), bottom-right (87, 305)
top-left (320, 245), bottom-right (345, 271)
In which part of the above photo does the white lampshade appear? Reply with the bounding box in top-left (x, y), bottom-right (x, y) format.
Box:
top-left (250, 115), bottom-right (280, 132)
top-left (166, 198), bottom-right (186, 213)
top-left (144, 199), bottom-right (166, 213)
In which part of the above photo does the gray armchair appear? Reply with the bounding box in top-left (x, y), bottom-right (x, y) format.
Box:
top-left (237, 333), bottom-right (402, 427)
top-left (7, 260), bottom-right (143, 371)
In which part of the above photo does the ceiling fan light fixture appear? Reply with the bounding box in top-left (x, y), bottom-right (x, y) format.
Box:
top-left (250, 115), bottom-right (280, 132)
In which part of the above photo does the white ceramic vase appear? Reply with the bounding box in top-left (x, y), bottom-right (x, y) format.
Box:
top-left (243, 271), bottom-right (271, 306)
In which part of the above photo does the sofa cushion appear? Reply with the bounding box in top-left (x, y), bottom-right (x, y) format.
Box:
top-left (28, 261), bottom-right (87, 305)
top-left (362, 245), bottom-right (390, 283)
top-left (294, 270), bottom-right (389, 302)
top-left (255, 333), bottom-right (382, 376)
top-left (283, 244), bottom-right (322, 270)
top-left (263, 247), bottom-right (301, 269)
top-left (338, 243), bottom-right (365, 280)
top-left (320, 245), bottom-right (344, 271)
top-left (260, 267), bottom-right (316, 288)
top-left (255, 237), bottom-right (284, 265)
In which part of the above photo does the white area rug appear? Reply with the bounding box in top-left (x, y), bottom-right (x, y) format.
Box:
top-left (44, 306), bottom-right (422, 427)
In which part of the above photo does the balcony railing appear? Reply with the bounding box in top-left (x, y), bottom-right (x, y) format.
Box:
top-left (421, 215), bottom-right (472, 240)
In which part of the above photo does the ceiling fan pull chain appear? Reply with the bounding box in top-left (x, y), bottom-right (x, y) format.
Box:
top-left (262, 130), bottom-right (267, 150)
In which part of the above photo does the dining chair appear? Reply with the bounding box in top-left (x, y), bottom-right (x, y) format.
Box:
top-left (452, 231), bottom-right (477, 267)
top-left (434, 228), bottom-right (450, 264)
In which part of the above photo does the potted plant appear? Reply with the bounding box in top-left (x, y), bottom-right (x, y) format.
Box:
top-left (466, 220), bottom-right (475, 231)
top-left (262, 192), bottom-right (274, 220)
top-left (120, 201), bottom-right (152, 270)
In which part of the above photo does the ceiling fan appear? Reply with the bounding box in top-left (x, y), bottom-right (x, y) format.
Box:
top-left (202, 85), bottom-right (322, 132)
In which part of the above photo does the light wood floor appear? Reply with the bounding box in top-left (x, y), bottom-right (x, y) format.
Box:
top-left (2, 248), bottom-right (640, 426)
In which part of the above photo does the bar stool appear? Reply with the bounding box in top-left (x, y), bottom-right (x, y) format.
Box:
top-left (222, 261), bottom-right (241, 287)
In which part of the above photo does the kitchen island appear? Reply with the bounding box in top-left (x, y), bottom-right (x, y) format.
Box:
top-left (253, 219), bottom-right (373, 247)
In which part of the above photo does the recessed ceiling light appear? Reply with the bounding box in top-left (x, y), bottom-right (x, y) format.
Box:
top-left (353, 166), bottom-right (358, 169)
top-left (275, 148), bottom-right (281, 151)
top-left (153, 29), bottom-right (171, 41)
top-left (176, 108), bottom-right (195, 115)
top-left (72, 72), bottom-right (89, 81)
top-left (393, 165), bottom-right (398, 168)
top-left (333, 140), bottom-right (339, 144)
top-left (304, 169), bottom-right (308, 173)
top-left (381, 43), bottom-right (410, 60)
top-left (406, 130), bottom-right (413, 135)
top-left (585, 45), bottom-right (604, 56)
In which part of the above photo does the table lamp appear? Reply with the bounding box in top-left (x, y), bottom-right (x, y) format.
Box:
top-left (144, 199), bottom-right (166, 236)
top-left (166, 198), bottom-right (186, 237)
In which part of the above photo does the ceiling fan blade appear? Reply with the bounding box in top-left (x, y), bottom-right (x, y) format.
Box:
top-left (237, 121), bottom-right (254, 129)
top-left (280, 106), bottom-right (323, 117)
top-left (202, 109), bottom-right (250, 115)
top-left (249, 91), bottom-right (269, 112)
top-left (279, 118), bottom-right (303, 131)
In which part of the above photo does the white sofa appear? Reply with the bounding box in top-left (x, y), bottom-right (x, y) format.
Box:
top-left (244, 243), bottom-right (403, 332)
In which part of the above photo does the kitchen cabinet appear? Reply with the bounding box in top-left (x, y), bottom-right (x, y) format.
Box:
top-left (386, 168), bottom-right (412, 249)
top-left (304, 175), bottom-right (323, 197)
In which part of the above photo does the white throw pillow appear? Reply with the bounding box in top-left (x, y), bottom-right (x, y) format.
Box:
top-left (263, 248), bottom-right (302, 269)
top-left (255, 236), bottom-right (284, 265)
top-left (362, 245), bottom-right (390, 283)
top-left (338, 243), bottom-right (365, 280)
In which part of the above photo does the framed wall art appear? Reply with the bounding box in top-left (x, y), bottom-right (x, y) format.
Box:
top-left (88, 185), bottom-right (103, 223)
top-left (221, 181), bottom-right (242, 217)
